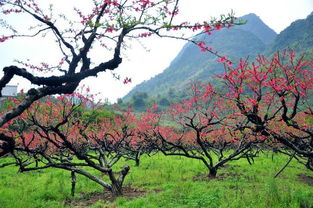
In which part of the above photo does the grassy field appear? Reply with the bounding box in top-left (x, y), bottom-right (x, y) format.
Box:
top-left (0, 152), bottom-right (312, 208)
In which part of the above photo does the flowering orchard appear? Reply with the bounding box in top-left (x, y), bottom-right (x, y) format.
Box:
top-left (141, 50), bottom-right (313, 177)
top-left (0, 91), bottom-right (162, 196)
top-left (1, 0), bottom-right (312, 201)
top-left (0, 0), bottom-right (239, 157)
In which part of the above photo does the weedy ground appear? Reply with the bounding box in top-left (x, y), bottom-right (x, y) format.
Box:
top-left (0, 152), bottom-right (312, 208)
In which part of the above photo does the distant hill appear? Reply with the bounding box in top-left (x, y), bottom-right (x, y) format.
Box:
top-left (266, 12), bottom-right (313, 54)
top-left (123, 13), bottom-right (277, 102)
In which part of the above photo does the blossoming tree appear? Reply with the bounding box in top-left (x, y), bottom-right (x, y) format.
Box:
top-left (144, 83), bottom-right (264, 177)
top-left (219, 50), bottom-right (313, 170)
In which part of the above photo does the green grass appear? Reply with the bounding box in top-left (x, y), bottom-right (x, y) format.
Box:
top-left (0, 152), bottom-right (312, 208)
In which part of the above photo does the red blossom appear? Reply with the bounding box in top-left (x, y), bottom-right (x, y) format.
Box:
top-left (214, 24), bottom-right (223, 30)
top-left (197, 41), bottom-right (207, 52)
top-left (217, 56), bottom-right (227, 63)
top-left (139, 32), bottom-right (152, 37)
top-left (0, 36), bottom-right (9, 43)
top-left (123, 77), bottom-right (132, 84)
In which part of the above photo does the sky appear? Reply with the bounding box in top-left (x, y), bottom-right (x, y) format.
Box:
top-left (0, 0), bottom-right (312, 103)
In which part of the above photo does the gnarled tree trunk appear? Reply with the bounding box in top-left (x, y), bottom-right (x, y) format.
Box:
top-left (107, 165), bottom-right (130, 196)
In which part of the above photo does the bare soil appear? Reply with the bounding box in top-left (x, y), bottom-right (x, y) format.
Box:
top-left (298, 173), bottom-right (313, 186)
top-left (65, 185), bottom-right (161, 207)
top-left (193, 172), bottom-right (240, 182)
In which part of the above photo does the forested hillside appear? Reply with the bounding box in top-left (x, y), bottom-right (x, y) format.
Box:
top-left (266, 12), bottom-right (313, 54)
top-left (122, 12), bottom-right (313, 111)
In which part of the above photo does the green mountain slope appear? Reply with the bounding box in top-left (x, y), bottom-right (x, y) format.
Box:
top-left (267, 12), bottom-right (313, 54)
top-left (123, 13), bottom-right (276, 101)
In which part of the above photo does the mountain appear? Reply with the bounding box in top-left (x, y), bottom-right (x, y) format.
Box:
top-left (123, 13), bottom-right (277, 101)
top-left (267, 12), bottom-right (313, 54)
top-left (239, 13), bottom-right (277, 45)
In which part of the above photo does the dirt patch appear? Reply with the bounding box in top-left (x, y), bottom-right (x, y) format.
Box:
top-left (193, 172), bottom-right (239, 182)
top-left (221, 164), bottom-right (241, 169)
top-left (298, 174), bottom-right (313, 186)
top-left (220, 164), bottom-right (231, 169)
top-left (65, 185), bottom-right (161, 207)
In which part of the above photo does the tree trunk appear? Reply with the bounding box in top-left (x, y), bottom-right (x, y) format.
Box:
top-left (306, 157), bottom-right (313, 171)
top-left (108, 165), bottom-right (130, 197)
top-left (111, 183), bottom-right (123, 196)
top-left (135, 157), bottom-right (140, 167)
top-left (71, 170), bottom-right (76, 197)
top-left (208, 168), bottom-right (217, 178)
top-left (135, 149), bottom-right (141, 167)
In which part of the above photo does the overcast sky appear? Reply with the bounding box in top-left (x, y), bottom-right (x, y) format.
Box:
top-left (1, 0), bottom-right (312, 103)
